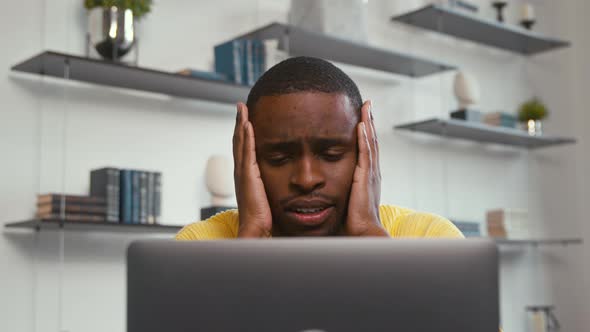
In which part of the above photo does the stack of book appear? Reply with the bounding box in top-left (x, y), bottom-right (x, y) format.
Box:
top-left (450, 109), bottom-right (483, 123)
top-left (90, 167), bottom-right (162, 225)
top-left (450, 109), bottom-right (517, 129)
top-left (451, 221), bottom-right (481, 238)
top-left (482, 112), bottom-right (517, 128)
top-left (36, 193), bottom-right (107, 222)
top-left (486, 209), bottom-right (529, 239)
top-left (214, 39), bottom-right (282, 86)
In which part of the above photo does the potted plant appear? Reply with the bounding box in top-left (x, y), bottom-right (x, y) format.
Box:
top-left (84, 0), bottom-right (153, 20)
top-left (517, 98), bottom-right (548, 136)
top-left (84, 0), bottom-right (153, 62)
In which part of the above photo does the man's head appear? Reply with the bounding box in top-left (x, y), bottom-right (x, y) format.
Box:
top-left (246, 56), bottom-right (363, 236)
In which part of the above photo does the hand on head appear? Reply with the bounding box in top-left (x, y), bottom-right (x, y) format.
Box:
top-left (344, 100), bottom-right (387, 237)
top-left (233, 102), bottom-right (272, 238)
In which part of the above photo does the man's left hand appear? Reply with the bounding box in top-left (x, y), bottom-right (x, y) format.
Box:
top-left (344, 100), bottom-right (389, 237)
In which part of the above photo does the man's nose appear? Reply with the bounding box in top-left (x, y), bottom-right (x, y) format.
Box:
top-left (289, 156), bottom-right (325, 193)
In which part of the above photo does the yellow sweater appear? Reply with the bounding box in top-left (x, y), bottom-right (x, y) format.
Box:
top-left (175, 205), bottom-right (464, 240)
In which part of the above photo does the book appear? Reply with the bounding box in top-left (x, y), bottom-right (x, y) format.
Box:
top-left (132, 170), bottom-right (140, 224)
top-left (452, 221), bottom-right (481, 238)
top-left (176, 69), bottom-right (228, 82)
top-left (37, 204), bottom-right (106, 216)
top-left (90, 167), bottom-right (120, 223)
top-left (153, 172), bottom-right (162, 224)
top-left (38, 213), bottom-right (106, 223)
top-left (139, 171), bottom-right (148, 224)
top-left (37, 193), bottom-right (106, 206)
top-left (119, 169), bottom-right (133, 224)
top-left (483, 112), bottom-right (517, 128)
top-left (450, 109), bottom-right (483, 122)
top-left (147, 172), bottom-right (155, 224)
top-left (447, 0), bottom-right (479, 13)
top-left (486, 208), bottom-right (529, 239)
top-left (245, 39), bottom-right (255, 86)
top-left (214, 40), bottom-right (244, 85)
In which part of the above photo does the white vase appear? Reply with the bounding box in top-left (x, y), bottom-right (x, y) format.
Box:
top-left (205, 155), bottom-right (234, 206)
top-left (453, 71), bottom-right (481, 110)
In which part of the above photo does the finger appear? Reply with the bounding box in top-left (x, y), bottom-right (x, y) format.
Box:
top-left (361, 101), bottom-right (374, 145)
top-left (357, 122), bottom-right (372, 171)
top-left (369, 104), bottom-right (380, 173)
top-left (360, 100), bottom-right (370, 126)
top-left (243, 121), bottom-right (257, 169)
top-left (240, 102), bottom-right (250, 125)
top-left (233, 103), bottom-right (244, 170)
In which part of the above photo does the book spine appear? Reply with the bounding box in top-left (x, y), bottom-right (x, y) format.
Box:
top-left (246, 39), bottom-right (254, 86)
top-left (111, 169), bottom-right (120, 223)
top-left (154, 173), bottom-right (161, 224)
top-left (234, 40), bottom-right (243, 85)
top-left (214, 40), bottom-right (243, 85)
top-left (132, 170), bottom-right (140, 224)
top-left (120, 169), bottom-right (132, 224)
top-left (37, 194), bottom-right (106, 206)
top-left (37, 204), bottom-right (107, 215)
top-left (39, 214), bottom-right (106, 223)
top-left (147, 172), bottom-right (155, 224)
top-left (90, 167), bottom-right (119, 223)
top-left (139, 171), bottom-right (148, 224)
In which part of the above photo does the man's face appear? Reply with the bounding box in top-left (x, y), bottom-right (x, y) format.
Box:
top-left (250, 92), bottom-right (359, 236)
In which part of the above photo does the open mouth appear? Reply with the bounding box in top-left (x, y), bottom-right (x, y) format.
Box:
top-left (286, 206), bottom-right (334, 226)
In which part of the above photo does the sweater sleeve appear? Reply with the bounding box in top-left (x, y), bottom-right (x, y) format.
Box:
top-left (379, 205), bottom-right (464, 238)
top-left (175, 210), bottom-right (239, 240)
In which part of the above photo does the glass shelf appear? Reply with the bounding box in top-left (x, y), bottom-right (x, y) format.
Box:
top-left (4, 219), bottom-right (183, 233)
top-left (394, 118), bottom-right (576, 149)
top-left (11, 51), bottom-right (250, 104)
top-left (5, 220), bottom-right (583, 247)
top-left (231, 22), bottom-right (456, 77)
top-left (494, 238), bottom-right (583, 246)
top-left (391, 4), bottom-right (570, 55)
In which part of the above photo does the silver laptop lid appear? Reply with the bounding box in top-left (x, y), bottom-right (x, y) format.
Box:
top-left (127, 238), bottom-right (498, 332)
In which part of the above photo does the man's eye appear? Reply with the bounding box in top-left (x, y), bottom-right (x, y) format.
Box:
top-left (266, 154), bottom-right (291, 166)
top-left (322, 152), bottom-right (344, 162)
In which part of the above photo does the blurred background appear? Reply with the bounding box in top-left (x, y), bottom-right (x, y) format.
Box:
top-left (1, 0), bottom-right (588, 331)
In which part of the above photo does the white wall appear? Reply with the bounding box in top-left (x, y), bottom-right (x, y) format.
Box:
top-left (0, 0), bottom-right (587, 331)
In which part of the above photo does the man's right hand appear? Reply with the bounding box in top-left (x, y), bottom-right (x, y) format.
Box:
top-left (233, 103), bottom-right (273, 238)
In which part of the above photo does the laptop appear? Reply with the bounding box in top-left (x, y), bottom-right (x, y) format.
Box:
top-left (127, 238), bottom-right (498, 332)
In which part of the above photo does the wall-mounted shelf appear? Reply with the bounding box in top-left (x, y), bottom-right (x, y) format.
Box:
top-left (394, 118), bottom-right (576, 149)
top-left (391, 4), bottom-right (570, 55)
top-left (11, 51), bottom-right (250, 104)
top-left (4, 219), bottom-right (183, 233)
top-left (495, 238), bottom-right (583, 246)
top-left (231, 22), bottom-right (455, 77)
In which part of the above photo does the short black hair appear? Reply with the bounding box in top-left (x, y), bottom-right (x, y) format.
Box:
top-left (246, 56), bottom-right (362, 113)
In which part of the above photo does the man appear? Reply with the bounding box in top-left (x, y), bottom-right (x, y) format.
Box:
top-left (176, 56), bottom-right (462, 240)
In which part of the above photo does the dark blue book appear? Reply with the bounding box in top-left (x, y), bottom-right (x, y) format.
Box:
top-left (90, 167), bottom-right (120, 223)
top-left (131, 170), bottom-right (140, 224)
top-left (214, 40), bottom-right (244, 85)
top-left (119, 169), bottom-right (133, 224)
top-left (452, 221), bottom-right (481, 237)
